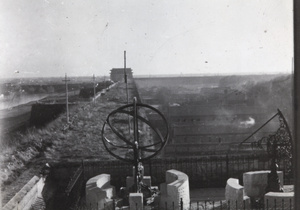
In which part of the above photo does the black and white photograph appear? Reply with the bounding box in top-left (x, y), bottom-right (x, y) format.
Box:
top-left (0, 0), bottom-right (295, 209)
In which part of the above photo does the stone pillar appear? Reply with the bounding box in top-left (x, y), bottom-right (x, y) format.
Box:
top-left (129, 193), bottom-right (143, 210)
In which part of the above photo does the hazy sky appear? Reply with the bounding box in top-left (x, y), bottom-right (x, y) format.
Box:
top-left (0, 0), bottom-right (293, 78)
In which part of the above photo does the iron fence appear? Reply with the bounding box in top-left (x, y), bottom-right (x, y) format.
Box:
top-left (53, 154), bottom-right (293, 210)
top-left (73, 154), bottom-right (293, 189)
top-left (63, 164), bottom-right (85, 209)
top-left (76, 198), bottom-right (294, 210)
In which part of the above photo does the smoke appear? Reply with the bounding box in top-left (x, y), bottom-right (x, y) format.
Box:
top-left (0, 94), bottom-right (47, 110)
top-left (239, 117), bottom-right (255, 128)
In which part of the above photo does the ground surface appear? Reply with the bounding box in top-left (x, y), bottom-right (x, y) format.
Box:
top-left (0, 82), bottom-right (132, 205)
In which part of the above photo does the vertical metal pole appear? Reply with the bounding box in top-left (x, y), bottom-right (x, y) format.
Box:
top-left (66, 74), bottom-right (69, 123)
top-left (93, 74), bottom-right (96, 104)
top-left (124, 51), bottom-right (131, 134)
top-left (124, 50), bottom-right (129, 104)
top-left (133, 97), bottom-right (140, 192)
top-left (62, 73), bottom-right (70, 123)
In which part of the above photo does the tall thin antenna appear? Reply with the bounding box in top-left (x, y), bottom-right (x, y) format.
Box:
top-left (62, 73), bottom-right (70, 123)
top-left (124, 50), bottom-right (129, 104)
top-left (124, 51), bottom-right (131, 134)
top-left (93, 74), bottom-right (96, 104)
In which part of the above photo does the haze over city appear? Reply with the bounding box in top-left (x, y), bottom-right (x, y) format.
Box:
top-left (0, 0), bottom-right (293, 78)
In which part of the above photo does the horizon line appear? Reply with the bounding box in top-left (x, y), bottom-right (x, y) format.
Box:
top-left (0, 72), bottom-right (291, 80)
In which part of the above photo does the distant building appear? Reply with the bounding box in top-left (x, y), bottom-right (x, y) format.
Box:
top-left (110, 68), bottom-right (133, 82)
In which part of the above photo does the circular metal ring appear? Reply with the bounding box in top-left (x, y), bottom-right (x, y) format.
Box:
top-left (101, 102), bottom-right (169, 163)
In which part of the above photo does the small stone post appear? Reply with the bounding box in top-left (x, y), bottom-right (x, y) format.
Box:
top-left (129, 193), bottom-right (143, 210)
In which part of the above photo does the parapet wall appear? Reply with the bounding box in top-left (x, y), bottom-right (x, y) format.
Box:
top-left (3, 176), bottom-right (44, 210)
top-left (30, 103), bottom-right (66, 126)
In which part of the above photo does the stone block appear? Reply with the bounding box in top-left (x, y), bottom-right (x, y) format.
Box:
top-left (243, 171), bottom-right (283, 199)
top-left (129, 193), bottom-right (143, 210)
top-left (143, 176), bottom-right (151, 187)
top-left (86, 174), bottom-right (116, 209)
top-left (126, 176), bottom-right (134, 191)
top-left (225, 178), bottom-right (250, 210)
top-left (264, 192), bottom-right (294, 210)
top-left (160, 182), bottom-right (167, 195)
top-left (159, 169), bottom-right (190, 210)
top-left (166, 170), bottom-right (179, 184)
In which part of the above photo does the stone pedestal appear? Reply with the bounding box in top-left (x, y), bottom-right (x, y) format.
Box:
top-left (225, 178), bottom-right (250, 210)
top-left (129, 193), bottom-right (143, 210)
top-left (159, 169), bottom-right (190, 210)
top-left (85, 174), bottom-right (116, 209)
top-left (243, 171), bottom-right (283, 199)
top-left (264, 192), bottom-right (294, 210)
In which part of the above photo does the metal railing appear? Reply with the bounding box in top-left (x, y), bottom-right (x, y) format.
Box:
top-left (76, 154), bottom-right (293, 189)
top-left (54, 155), bottom-right (293, 209)
top-left (76, 198), bottom-right (294, 210)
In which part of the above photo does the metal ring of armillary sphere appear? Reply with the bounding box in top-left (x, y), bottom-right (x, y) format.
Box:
top-left (101, 98), bottom-right (169, 164)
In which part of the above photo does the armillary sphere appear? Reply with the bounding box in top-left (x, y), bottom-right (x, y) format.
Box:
top-left (102, 97), bottom-right (169, 193)
top-left (101, 97), bottom-right (169, 164)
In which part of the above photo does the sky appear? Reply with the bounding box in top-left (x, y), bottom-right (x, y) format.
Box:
top-left (0, 0), bottom-right (293, 78)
